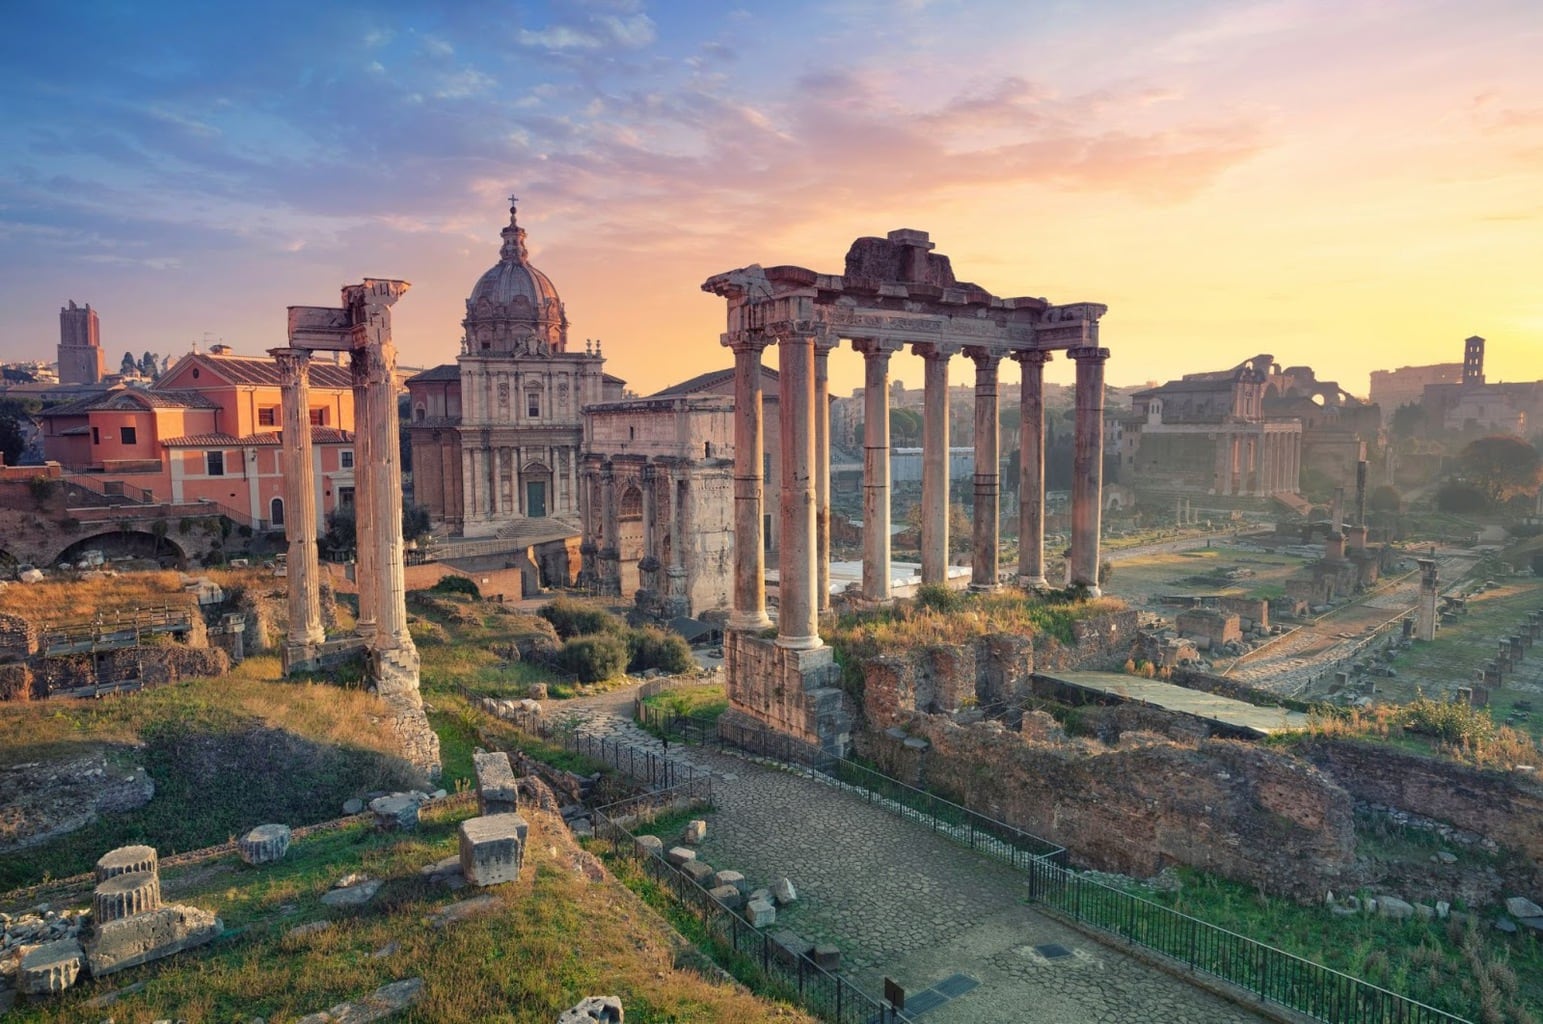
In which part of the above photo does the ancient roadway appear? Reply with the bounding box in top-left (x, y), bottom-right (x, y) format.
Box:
top-left (552, 685), bottom-right (1266, 1024)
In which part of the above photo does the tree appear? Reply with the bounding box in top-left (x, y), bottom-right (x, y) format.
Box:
top-left (889, 407), bottom-right (923, 446)
top-left (120, 351), bottom-right (138, 376)
top-left (0, 414), bottom-right (26, 466)
top-left (1458, 435), bottom-right (1542, 502)
top-left (1390, 402), bottom-right (1426, 441)
top-left (1435, 479), bottom-right (1489, 514)
top-left (1367, 484), bottom-right (1401, 513)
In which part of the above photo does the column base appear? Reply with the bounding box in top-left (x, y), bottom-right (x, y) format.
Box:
top-left (1018, 575), bottom-right (1049, 590)
top-left (968, 582), bottom-right (1000, 594)
top-left (1074, 585), bottom-right (1104, 599)
top-left (728, 611), bottom-right (773, 632)
top-left (775, 633), bottom-right (823, 651)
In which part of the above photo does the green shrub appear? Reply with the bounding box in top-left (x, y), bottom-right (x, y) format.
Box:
top-left (915, 583), bottom-right (963, 613)
top-left (431, 574), bottom-right (482, 599)
top-left (540, 597), bottom-right (623, 639)
top-left (556, 633), bottom-right (628, 682)
top-left (626, 626), bottom-right (693, 675)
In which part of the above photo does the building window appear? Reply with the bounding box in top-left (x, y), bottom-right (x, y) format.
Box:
top-left (308, 408), bottom-right (326, 426)
top-left (270, 497), bottom-right (284, 526)
top-left (527, 392), bottom-right (540, 418)
top-left (339, 486), bottom-right (355, 508)
top-left (120, 426), bottom-right (137, 445)
top-left (340, 450), bottom-right (354, 469)
top-left (91, 427), bottom-right (100, 445)
top-left (258, 407), bottom-right (277, 427)
top-left (207, 451), bottom-right (225, 476)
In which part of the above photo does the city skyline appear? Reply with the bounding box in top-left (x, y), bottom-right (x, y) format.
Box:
top-left (2, 0), bottom-right (1540, 398)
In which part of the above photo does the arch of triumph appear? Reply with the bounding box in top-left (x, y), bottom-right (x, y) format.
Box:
top-left (703, 229), bottom-right (1109, 755)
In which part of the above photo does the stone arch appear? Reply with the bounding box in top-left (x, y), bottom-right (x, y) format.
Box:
top-left (617, 484), bottom-right (645, 597)
top-left (55, 531), bottom-right (187, 569)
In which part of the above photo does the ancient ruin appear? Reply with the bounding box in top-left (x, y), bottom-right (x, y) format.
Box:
top-left (279, 279), bottom-right (440, 779)
top-left (702, 230), bottom-right (1109, 754)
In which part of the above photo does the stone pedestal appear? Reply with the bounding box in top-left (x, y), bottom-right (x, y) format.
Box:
top-left (721, 631), bottom-right (849, 757)
top-left (238, 824), bottom-right (293, 866)
top-left (458, 813), bottom-right (528, 886)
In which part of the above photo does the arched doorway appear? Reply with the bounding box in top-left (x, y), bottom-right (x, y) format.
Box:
top-left (270, 497), bottom-right (285, 527)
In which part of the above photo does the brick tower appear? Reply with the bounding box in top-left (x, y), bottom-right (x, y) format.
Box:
top-left (58, 300), bottom-right (106, 384)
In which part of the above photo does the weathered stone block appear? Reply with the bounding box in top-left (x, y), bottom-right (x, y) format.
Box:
top-left (95, 844), bottom-right (158, 882)
top-left (665, 846), bottom-right (696, 867)
top-left (93, 870), bottom-right (162, 923)
top-left (744, 898), bottom-right (776, 928)
top-left (85, 904), bottom-right (221, 977)
top-left (813, 943), bottom-right (841, 971)
top-left (770, 877), bottom-right (797, 906)
top-left (294, 976), bottom-right (424, 1024)
top-left (370, 794), bottom-right (420, 831)
top-left (19, 938), bottom-right (84, 995)
top-left (472, 750), bottom-right (519, 815)
top-left (238, 823), bottom-right (293, 866)
top-left (682, 819), bottom-right (707, 845)
top-left (1377, 896), bottom-right (1414, 920)
top-left (708, 884), bottom-right (743, 910)
top-left (770, 929), bottom-right (813, 965)
top-left (1505, 896), bottom-right (1543, 919)
top-left (557, 995), bottom-right (624, 1023)
top-left (321, 879), bottom-right (382, 908)
top-left (681, 860), bottom-right (716, 886)
top-left (712, 869), bottom-right (748, 894)
top-left (636, 835), bottom-right (664, 858)
top-left (458, 813), bottom-right (526, 887)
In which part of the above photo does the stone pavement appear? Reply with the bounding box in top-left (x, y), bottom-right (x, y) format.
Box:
top-left (544, 682), bottom-right (1266, 1023)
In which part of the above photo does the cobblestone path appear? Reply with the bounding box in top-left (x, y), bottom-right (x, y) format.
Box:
top-left (545, 683), bottom-right (1265, 1023)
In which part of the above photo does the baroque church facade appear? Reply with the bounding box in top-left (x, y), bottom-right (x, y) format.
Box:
top-left (406, 201), bottom-right (624, 560)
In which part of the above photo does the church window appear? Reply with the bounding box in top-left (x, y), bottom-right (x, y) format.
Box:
top-left (120, 426), bottom-right (137, 445)
top-left (528, 392), bottom-right (540, 418)
top-left (207, 451), bottom-right (225, 476)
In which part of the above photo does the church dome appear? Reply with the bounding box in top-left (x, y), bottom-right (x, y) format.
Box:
top-left (463, 199), bottom-right (568, 356)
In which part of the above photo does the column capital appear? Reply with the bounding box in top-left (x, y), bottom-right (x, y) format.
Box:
top-left (1068, 346), bottom-right (1111, 363)
top-left (1011, 348), bottom-right (1055, 367)
top-left (270, 347), bottom-right (313, 385)
top-left (722, 330), bottom-right (773, 354)
top-left (963, 346), bottom-right (1002, 369)
top-left (911, 341), bottom-right (963, 361)
top-left (813, 328), bottom-right (841, 355)
top-left (851, 337), bottom-right (905, 359)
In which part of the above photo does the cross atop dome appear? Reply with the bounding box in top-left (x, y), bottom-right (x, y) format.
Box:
top-left (499, 193), bottom-right (528, 263)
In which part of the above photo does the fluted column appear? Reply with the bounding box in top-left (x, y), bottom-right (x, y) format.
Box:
top-left (1069, 346), bottom-right (1110, 596)
top-left (777, 333), bottom-right (820, 650)
top-left (364, 338), bottom-right (411, 649)
top-left (350, 351), bottom-right (377, 640)
top-left (273, 347), bottom-right (324, 648)
top-left (728, 337), bottom-right (772, 631)
top-left (914, 343), bottom-right (958, 585)
top-left (853, 339), bottom-right (899, 601)
top-left (966, 348), bottom-right (1002, 592)
top-left (1014, 349), bottom-right (1052, 588)
top-left (814, 334), bottom-right (836, 612)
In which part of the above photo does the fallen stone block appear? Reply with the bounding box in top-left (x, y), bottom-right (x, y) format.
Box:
top-left (343, 798), bottom-right (365, 815)
top-left (680, 860), bottom-right (716, 886)
top-left (770, 929), bottom-right (814, 966)
top-left (295, 976), bottom-right (424, 1024)
top-left (635, 835), bottom-right (664, 858)
top-left (1377, 896), bottom-right (1414, 920)
top-left (459, 813), bottom-right (527, 887)
top-left (238, 824), bottom-right (293, 866)
top-left (813, 943), bottom-right (841, 970)
top-left (95, 845), bottom-right (158, 883)
top-left (85, 904), bottom-right (221, 977)
top-left (770, 877), bottom-right (797, 906)
top-left (665, 846), bottom-right (696, 867)
top-left (682, 819), bottom-right (707, 845)
top-left (93, 870), bottom-right (162, 923)
top-left (370, 794), bottom-right (420, 831)
top-left (712, 870), bottom-right (748, 895)
top-left (744, 898), bottom-right (776, 928)
top-left (19, 938), bottom-right (84, 995)
top-left (1505, 896), bottom-right (1543, 919)
top-left (425, 894), bottom-right (498, 929)
top-left (557, 995), bottom-right (624, 1023)
top-left (321, 879), bottom-right (382, 908)
top-left (472, 750), bottom-right (519, 816)
top-left (708, 885), bottom-right (743, 910)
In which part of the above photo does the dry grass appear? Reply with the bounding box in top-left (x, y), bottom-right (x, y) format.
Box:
top-left (1303, 697), bottom-right (1540, 769)
top-left (0, 570), bottom-right (197, 622)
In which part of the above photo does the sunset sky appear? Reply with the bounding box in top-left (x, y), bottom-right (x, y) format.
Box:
top-left (2, 0), bottom-right (1540, 399)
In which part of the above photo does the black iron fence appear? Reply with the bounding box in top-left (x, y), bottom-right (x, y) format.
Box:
top-left (591, 788), bottom-right (908, 1024)
top-left (635, 703), bottom-right (1473, 1024)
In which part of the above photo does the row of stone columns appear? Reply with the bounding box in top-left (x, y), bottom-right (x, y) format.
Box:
top-left (727, 336), bottom-right (1108, 652)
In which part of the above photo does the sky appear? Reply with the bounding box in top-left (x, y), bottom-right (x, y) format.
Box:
top-left (2, 0), bottom-right (1541, 399)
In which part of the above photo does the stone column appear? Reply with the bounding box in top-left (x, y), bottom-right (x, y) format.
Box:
top-left (777, 333), bottom-right (820, 650)
top-left (853, 339), bottom-right (899, 602)
top-left (966, 347), bottom-right (1002, 592)
top-left (915, 343), bottom-right (958, 585)
top-left (273, 347), bottom-right (324, 649)
top-left (728, 337), bottom-right (772, 630)
top-left (1014, 350), bottom-right (1052, 588)
top-left (1069, 347), bottom-right (1110, 596)
top-left (363, 338), bottom-right (411, 650)
top-left (814, 334), bottom-right (836, 612)
top-left (1417, 558), bottom-right (1438, 641)
top-left (641, 462), bottom-right (658, 594)
top-left (350, 350), bottom-right (377, 640)
top-left (600, 461), bottom-right (618, 595)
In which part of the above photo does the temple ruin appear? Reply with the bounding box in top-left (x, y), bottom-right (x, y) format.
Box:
top-left (702, 229), bottom-right (1109, 754)
top-left (277, 279), bottom-right (440, 778)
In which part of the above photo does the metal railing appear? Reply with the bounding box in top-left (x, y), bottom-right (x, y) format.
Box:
top-left (637, 705), bottom-right (1472, 1024)
top-left (590, 789), bottom-right (908, 1024)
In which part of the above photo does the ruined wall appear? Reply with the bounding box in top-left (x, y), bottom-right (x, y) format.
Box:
top-left (0, 613), bottom-right (38, 660)
top-left (1301, 739), bottom-right (1543, 890)
top-left (860, 717), bottom-right (1356, 900)
top-left (723, 632), bottom-right (851, 755)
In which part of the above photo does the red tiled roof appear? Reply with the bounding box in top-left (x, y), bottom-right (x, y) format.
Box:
top-left (161, 427), bottom-right (355, 448)
top-left (173, 352), bottom-right (355, 389)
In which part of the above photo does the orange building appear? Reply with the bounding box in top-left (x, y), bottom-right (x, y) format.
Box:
top-left (39, 347), bottom-right (358, 530)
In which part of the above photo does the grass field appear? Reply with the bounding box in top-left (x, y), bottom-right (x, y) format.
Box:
top-left (1107, 545), bottom-right (1307, 602)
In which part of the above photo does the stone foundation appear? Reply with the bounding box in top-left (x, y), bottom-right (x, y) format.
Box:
top-left (722, 631), bottom-right (851, 757)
